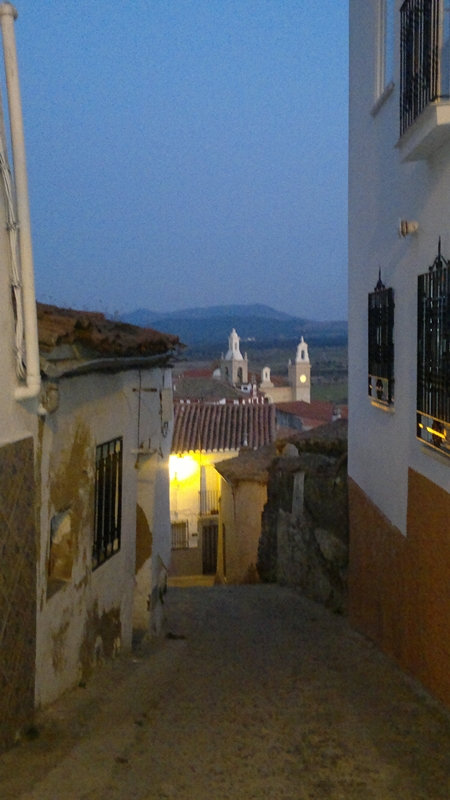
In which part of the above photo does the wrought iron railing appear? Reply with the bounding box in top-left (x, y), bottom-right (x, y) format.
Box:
top-left (199, 490), bottom-right (219, 516)
top-left (368, 274), bottom-right (395, 406)
top-left (417, 241), bottom-right (450, 455)
top-left (400, 0), bottom-right (450, 135)
top-left (171, 520), bottom-right (189, 549)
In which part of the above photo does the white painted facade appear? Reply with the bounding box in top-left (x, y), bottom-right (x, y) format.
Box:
top-left (36, 366), bottom-right (173, 707)
top-left (349, 0), bottom-right (450, 534)
top-left (0, 4), bottom-right (178, 740)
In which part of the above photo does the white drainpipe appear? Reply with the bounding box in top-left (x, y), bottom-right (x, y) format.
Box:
top-left (0, 3), bottom-right (40, 401)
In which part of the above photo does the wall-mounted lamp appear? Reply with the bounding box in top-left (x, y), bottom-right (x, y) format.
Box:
top-left (398, 219), bottom-right (419, 237)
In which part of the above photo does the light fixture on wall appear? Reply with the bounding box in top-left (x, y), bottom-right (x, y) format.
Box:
top-left (398, 219), bottom-right (419, 237)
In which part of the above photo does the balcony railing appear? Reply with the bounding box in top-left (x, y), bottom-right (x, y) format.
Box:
top-left (400, 0), bottom-right (450, 135)
top-left (199, 490), bottom-right (219, 516)
top-left (417, 242), bottom-right (450, 456)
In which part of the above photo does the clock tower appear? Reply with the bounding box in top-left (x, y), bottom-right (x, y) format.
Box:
top-left (288, 336), bottom-right (311, 402)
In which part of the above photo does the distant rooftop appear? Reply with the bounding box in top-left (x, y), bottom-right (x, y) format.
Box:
top-left (171, 401), bottom-right (277, 454)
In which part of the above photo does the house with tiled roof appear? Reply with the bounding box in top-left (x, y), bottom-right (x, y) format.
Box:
top-left (169, 400), bottom-right (276, 580)
top-left (0, 5), bottom-right (182, 748)
top-left (275, 400), bottom-right (348, 435)
top-left (34, 304), bottom-right (182, 709)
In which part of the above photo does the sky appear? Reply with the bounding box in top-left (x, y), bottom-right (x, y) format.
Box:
top-left (6, 0), bottom-right (348, 321)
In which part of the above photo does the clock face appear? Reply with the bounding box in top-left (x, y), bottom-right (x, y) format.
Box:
top-left (300, 374), bottom-right (307, 383)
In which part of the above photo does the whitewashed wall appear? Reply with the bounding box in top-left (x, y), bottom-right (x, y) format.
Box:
top-left (36, 366), bottom-right (173, 707)
top-left (349, 0), bottom-right (450, 534)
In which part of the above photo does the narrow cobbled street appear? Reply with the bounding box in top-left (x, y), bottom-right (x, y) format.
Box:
top-left (2, 585), bottom-right (450, 799)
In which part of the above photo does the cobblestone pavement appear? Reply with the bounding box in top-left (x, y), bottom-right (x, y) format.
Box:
top-left (1, 585), bottom-right (450, 799)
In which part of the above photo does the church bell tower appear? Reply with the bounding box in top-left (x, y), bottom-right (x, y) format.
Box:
top-left (288, 336), bottom-right (311, 402)
top-left (220, 329), bottom-right (249, 386)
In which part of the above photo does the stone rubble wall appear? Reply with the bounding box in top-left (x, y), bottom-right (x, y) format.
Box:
top-left (257, 448), bottom-right (349, 613)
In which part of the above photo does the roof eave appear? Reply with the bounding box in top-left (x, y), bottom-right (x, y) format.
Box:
top-left (41, 351), bottom-right (177, 379)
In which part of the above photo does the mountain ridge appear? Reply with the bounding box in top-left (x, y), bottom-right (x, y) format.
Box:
top-left (122, 304), bottom-right (302, 326)
top-left (119, 305), bottom-right (347, 352)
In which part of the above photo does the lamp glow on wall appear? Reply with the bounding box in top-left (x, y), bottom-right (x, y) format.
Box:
top-left (169, 454), bottom-right (199, 482)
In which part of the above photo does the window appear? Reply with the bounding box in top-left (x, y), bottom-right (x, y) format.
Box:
top-left (171, 520), bottom-right (189, 549)
top-left (399, 0), bottom-right (450, 135)
top-left (368, 275), bottom-right (395, 406)
top-left (417, 242), bottom-right (450, 455)
top-left (93, 437), bottom-right (123, 569)
top-left (199, 465), bottom-right (219, 515)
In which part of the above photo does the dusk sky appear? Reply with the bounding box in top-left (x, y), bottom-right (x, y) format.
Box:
top-left (9, 1), bottom-right (348, 321)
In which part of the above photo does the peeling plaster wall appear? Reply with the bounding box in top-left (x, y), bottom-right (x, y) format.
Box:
top-left (35, 366), bottom-right (173, 707)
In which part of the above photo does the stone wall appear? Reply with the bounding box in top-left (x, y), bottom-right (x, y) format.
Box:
top-left (258, 431), bottom-right (348, 612)
top-left (0, 437), bottom-right (36, 750)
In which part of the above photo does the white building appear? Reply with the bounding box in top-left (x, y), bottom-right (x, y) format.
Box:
top-left (220, 328), bottom-right (311, 403)
top-left (35, 303), bottom-right (179, 707)
top-left (0, 4), bottom-right (181, 747)
top-left (0, 1), bottom-right (43, 750)
top-left (349, 0), bottom-right (450, 709)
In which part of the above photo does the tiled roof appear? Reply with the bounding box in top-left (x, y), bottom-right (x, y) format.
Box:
top-left (173, 376), bottom-right (244, 402)
top-left (171, 401), bottom-right (277, 454)
top-left (37, 302), bottom-right (181, 358)
top-left (276, 400), bottom-right (348, 423)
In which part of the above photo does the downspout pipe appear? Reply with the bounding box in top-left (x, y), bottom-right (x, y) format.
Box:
top-left (0, 3), bottom-right (40, 401)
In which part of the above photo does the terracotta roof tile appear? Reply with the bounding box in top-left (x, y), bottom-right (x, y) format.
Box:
top-left (37, 302), bottom-right (182, 358)
top-left (171, 401), bottom-right (277, 454)
top-left (275, 400), bottom-right (348, 423)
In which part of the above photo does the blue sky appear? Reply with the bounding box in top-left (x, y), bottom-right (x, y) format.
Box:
top-left (9, 0), bottom-right (348, 320)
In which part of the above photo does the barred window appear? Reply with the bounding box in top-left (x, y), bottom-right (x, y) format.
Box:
top-left (171, 521), bottom-right (189, 549)
top-left (417, 242), bottom-right (450, 455)
top-left (368, 275), bottom-right (394, 406)
top-left (93, 437), bottom-right (123, 569)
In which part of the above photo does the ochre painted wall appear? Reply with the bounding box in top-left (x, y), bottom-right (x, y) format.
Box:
top-left (219, 480), bottom-right (267, 583)
top-left (349, 470), bottom-right (450, 709)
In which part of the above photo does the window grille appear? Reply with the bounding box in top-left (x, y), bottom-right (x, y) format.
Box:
top-left (368, 274), bottom-right (395, 406)
top-left (417, 241), bottom-right (450, 455)
top-left (199, 490), bottom-right (220, 515)
top-left (400, 0), bottom-right (445, 135)
top-left (171, 520), bottom-right (189, 549)
top-left (93, 437), bottom-right (123, 569)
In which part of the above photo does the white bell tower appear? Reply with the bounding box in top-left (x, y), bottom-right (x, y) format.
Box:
top-left (288, 336), bottom-right (311, 402)
top-left (220, 329), bottom-right (248, 386)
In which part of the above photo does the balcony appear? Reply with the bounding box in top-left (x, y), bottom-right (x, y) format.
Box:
top-left (199, 490), bottom-right (219, 516)
top-left (398, 0), bottom-right (450, 160)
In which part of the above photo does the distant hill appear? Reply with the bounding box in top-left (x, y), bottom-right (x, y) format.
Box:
top-left (122, 304), bottom-right (297, 327)
top-left (120, 305), bottom-right (348, 351)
